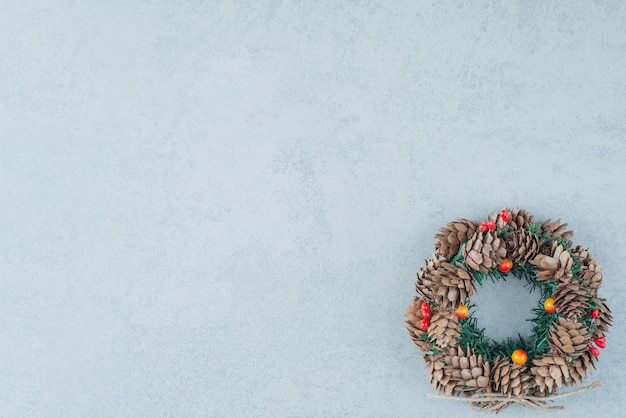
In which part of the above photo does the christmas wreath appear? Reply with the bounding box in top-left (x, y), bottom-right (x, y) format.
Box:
top-left (406, 208), bottom-right (612, 413)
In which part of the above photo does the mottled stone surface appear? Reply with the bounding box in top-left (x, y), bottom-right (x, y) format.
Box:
top-left (1, 2), bottom-right (625, 416)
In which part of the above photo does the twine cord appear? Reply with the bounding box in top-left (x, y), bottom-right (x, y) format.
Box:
top-left (427, 380), bottom-right (602, 413)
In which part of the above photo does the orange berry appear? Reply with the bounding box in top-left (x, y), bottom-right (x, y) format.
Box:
top-left (455, 304), bottom-right (469, 320)
top-left (544, 297), bottom-right (556, 313)
top-left (511, 349), bottom-right (528, 365)
top-left (498, 258), bottom-right (513, 273)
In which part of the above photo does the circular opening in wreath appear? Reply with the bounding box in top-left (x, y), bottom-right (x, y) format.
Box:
top-left (470, 275), bottom-right (540, 342)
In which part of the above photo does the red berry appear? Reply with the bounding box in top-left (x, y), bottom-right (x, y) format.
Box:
top-left (422, 310), bottom-right (430, 320)
top-left (486, 220), bottom-right (496, 230)
top-left (500, 209), bottom-right (510, 223)
top-left (479, 223), bottom-right (488, 232)
top-left (594, 337), bottom-right (606, 349)
top-left (419, 318), bottom-right (430, 331)
top-left (589, 345), bottom-right (600, 357)
top-left (421, 302), bottom-right (430, 311)
top-left (591, 309), bottom-right (599, 319)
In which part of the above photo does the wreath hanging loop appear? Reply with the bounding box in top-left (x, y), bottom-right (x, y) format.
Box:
top-left (406, 208), bottom-right (612, 413)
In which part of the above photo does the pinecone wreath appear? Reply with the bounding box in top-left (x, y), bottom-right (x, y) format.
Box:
top-left (406, 208), bottom-right (611, 413)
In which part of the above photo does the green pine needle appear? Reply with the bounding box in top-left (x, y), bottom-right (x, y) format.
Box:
top-left (450, 243), bottom-right (466, 265)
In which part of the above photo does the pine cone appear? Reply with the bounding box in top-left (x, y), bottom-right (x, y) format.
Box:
top-left (434, 219), bottom-right (478, 260)
top-left (530, 355), bottom-right (569, 394)
top-left (506, 229), bottom-right (544, 265)
top-left (446, 346), bottom-right (492, 395)
top-left (462, 231), bottom-right (507, 273)
top-left (540, 218), bottom-right (574, 246)
top-left (415, 253), bottom-right (447, 293)
top-left (508, 208), bottom-right (535, 230)
top-left (415, 254), bottom-right (446, 295)
top-left (529, 241), bottom-right (573, 283)
top-left (428, 310), bottom-right (461, 349)
top-left (491, 357), bottom-right (534, 397)
top-left (416, 261), bottom-right (475, 309)
top-left (566, 352), bottom-right (595, 387)
top-left (552, 282), bottom-right (589, 319)
top-left (548, 317), bottom-right (590, 359)
top-left (572, 246), bottom-right (603, 295)
top-left (592, 297), bottom-right (612, 339)
top-left (430, 346), bottom-right (491, 395)
top-left (425, 353), bottom-right (455, 394)
top-left (405, 297), bottom-right (431, 352)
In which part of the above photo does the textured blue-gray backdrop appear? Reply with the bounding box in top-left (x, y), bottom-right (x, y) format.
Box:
top-left (1, 1), bottom-right (625, 417)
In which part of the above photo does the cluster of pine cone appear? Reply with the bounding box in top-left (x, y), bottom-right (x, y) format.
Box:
top-left (406, 208), bottom-right (612, 401)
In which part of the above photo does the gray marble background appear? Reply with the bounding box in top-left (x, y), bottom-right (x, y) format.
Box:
top-left (2, 1), bottom-right (625, 417)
